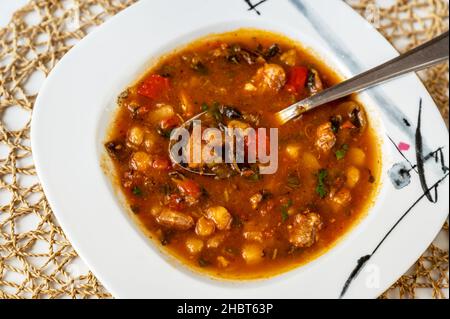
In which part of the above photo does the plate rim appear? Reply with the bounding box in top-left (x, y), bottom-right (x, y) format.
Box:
top-left (31, 0), bottom-right (449, 299)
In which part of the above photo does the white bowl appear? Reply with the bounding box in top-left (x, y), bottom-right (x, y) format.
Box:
top-left (31, 0), bottom-right (449, 298)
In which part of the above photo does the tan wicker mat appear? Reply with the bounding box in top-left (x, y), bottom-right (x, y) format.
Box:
top-left (0, 0), bottom-right (448, 299)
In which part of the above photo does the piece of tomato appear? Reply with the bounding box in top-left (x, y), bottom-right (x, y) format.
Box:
top-left (285, 66), bottom-right (309, 94)
top-left (167, 194), bottom-right (186, 210)
top-left (152, 157), bottom-right (172, 170)
top-left (176, 179), bottom-right (202, 199)
top-left (341, 120), bottom-right (357, 130)
top-left (160, 115), bottom-right (181, 130)
top-left (137, 74), bottom-right (170, 99)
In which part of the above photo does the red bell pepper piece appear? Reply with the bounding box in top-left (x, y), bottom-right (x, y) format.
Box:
top-left (152, 157), bottom-right (172, 170)
top-left (175, 179), bottom-right (202, 199)
top-left (341, 120), bottom-right (357, 129)
top-left (285, 66), bottom-right (309, 94)
top-left (160, 115), bottom-right (181, 130)
top-left (137, 74), bottom-right (170, 99)
top-left (167, 194), bottom-right (186, 210)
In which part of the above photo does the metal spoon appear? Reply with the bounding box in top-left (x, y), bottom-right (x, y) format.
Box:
top-left (275, 31), bottom-right (449, 124)
top-left (169, 31), bottom-right (449, 176)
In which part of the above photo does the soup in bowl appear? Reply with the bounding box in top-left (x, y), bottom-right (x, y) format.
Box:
top-left (104, 29), bottom-right (381, 280)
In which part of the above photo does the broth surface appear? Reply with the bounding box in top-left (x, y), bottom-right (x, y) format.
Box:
top-left (105, 30), bottom-right (380, 279)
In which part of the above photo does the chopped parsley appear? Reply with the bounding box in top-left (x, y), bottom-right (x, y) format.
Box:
top-left (209, 102), bottom-right (223, 122)
top-left (132, 186), bottom-right (143, 196)
top-left (316, 169), bottom-right (328, 198)
top-left (201, 102), bottom-right (209, 111)
top-left (335, 144), bottom-right (349, 160)
top-left (281, 199), bottom-right (293, 222)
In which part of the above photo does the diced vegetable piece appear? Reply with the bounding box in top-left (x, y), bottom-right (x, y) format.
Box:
top-left (241, 244), bottom-right (264, 264)
top-left (143, 132), bottom-right (157, 152)
top-left (285, 66), bottom-right (308, 93)
top-left (176, 179), bottom-right (202, 199)
top-left (137, 74), bottom-right (170, 99)
top-left (128, 126), bottom-right (144, 146)
top-left (150, 104), bottom-right (175, 122)
top-left (195, 216), bottom-right (216, 237)
top-left (287, 212), bottom-right (323, 248)
top-left (285, 144), bottom-right (301, 159)
top-left (315, 122), bottom-right (337, 153)
top-left (160, 115), bottom-right (181, 130)
top-left (348, 147), bottom-right (366, 166)
top-left (152, 157), bottom-right (172, 170)
top-left (156, 209), bottom-right (194, 230)
top-left (280, 49), bottom-right (297, 67)
top-left (302, 152), bottom-right (321, 170)
top-left (206, 206), bottom-right (233, 231)
top-left (341, 120), bottom-right (357, 130)
top-left (167, 193), bottom-right (186, 210)
top-left (130, 152), bottom-right (152, 172)
top-left (346, 166), bottom-right (361, 188)
top-left (185, 237), bottom-right (204, 255)
top-left (217, 256), bottom-right (230, 268)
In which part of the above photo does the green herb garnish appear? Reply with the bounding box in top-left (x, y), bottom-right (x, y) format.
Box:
top-left (335, 144), bottom-right (349, 160)
top-left (248, 172), bottom-right (262, 181)
top-left (132, 186), bottom-right (143, 196)
top-left (208, 102), bottom-right (223, 122)
top-left (281, 199), bottom-right (293, 222)
top-left (316, 169), bottom-right (328, 198)
top-left (201, 102), bottom-right (209, 111)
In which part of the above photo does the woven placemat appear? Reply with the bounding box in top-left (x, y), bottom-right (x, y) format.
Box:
top-left (0, 0), bottom-right (448, 299)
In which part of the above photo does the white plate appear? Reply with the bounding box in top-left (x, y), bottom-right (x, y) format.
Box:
top-left (31, 0), bottom-right (449, 299)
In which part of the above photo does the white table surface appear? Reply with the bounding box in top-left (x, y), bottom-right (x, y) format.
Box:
top-left (0, 0), bottom-right (448, 299)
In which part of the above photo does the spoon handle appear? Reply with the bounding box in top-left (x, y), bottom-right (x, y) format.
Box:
top-left (276, 31), bottom-right (449, 125)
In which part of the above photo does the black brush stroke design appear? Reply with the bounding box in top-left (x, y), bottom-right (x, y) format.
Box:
top-left (415, 99), bottom-right (441, 202)
top-left (244, 0), bottom-right (268, 15)
top-left (388, 99), bottom-right (448, 192)
top-left (339, 172), bottom-right (449, 298)
top-left (340, 100), bottom-right (449, 298)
